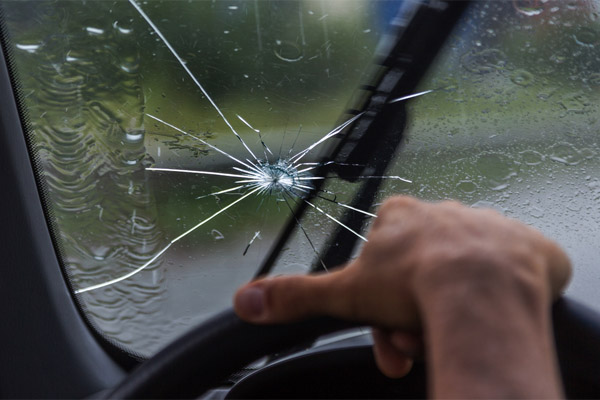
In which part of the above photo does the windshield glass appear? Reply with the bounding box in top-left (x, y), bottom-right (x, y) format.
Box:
top-left (1, 0), bottom-right (599, 358)
top-left (2, 0), bottom-right (397, 356)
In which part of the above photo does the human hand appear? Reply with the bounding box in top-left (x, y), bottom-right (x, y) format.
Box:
top-left (234, 196), bottom-right (571, 397)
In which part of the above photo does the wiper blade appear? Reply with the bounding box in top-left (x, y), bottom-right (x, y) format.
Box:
top-left (255, 0), bottom-right (471, 278)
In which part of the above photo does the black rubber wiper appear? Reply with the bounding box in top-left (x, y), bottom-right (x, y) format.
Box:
top-left (255, 0), bottom-right (471, 278)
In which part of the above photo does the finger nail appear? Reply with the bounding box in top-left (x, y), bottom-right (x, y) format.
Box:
top-left (236, 286), bottom-right (266, 320)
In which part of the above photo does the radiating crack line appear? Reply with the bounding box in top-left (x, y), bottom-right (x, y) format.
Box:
top-left (294, 175), bottom-right (412, 183)
top-left (171, 186), bottom-right (262, 242)
top-left (147, 167), bottom-right (252, 179)
top-left (128, 0), bottom-right (260, 163)
top-left (303, 200), bottom-right (368, 242)
top-left (196, 185), bottom-right (246, 199)
top-left (289, 112), bottom-right (364, 164)
top-left (236, 114), bottom-right (260, 133)
top-left (146, 114), bottom-right (263, 175)
top-left (313, 194), bottom-right (377, 218)
top-left (80, 4), bottom-right (427, 295)
top-left (388, 89), bottom-right (433, 103)
top-left (76, 186), bottom-right (262, 294)
top-left (282, 192), bottom-right (328, 272)
top-left (74, 244), bottom-right (174, 294)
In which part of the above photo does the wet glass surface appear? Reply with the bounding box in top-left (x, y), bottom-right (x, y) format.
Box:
top-left (3, 0), bottom-right (390, 355)
top-left (382, 0), bottom-right (600, 310)
top-left (2, 0), bottom-right (599, 356)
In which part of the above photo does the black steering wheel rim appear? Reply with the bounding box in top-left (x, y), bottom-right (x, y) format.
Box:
top-left (104, 308), bottom-right (359, 399)
top-left (103, 298), bottom-right (600, 399)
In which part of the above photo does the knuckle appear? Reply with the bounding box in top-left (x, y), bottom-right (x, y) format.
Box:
top-left (378, 195), bottom-right (418, 214)
top-left (439, 199), bottom-right (463, 209)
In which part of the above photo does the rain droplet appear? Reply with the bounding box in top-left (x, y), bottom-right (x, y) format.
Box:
top-left (85, 26), bottom-right (105, 35)
top-left (559, 93), bottom-right (589, 113)
top-left (15, 43), bottom-right (42, 53)
top-left (475, 152), bottom-right (518, 185)
top-left (510, 69), bottom-right (534, 87)
top-left (274, 41), bottom-right (304, 63)
top-left (113, 20), bottom-right (134, 35)
top-left (519, 150), bottom-right (544, 165)
top-left (211, 229), bottom-right (225, 240)
top-left (548, 142), bottom-right (582, 166)
top-left (471, 200), bottom-right (498, 211)
top-left (513, 0), bottom-right (544, 16)
top-left (456, 180), bottom-right (478, 194)
top-left (573, 28), bottom-right (597, 48)
top-left (529, 206), bottom-right (545, 218)
top-left (126, 131), bottom-right (144, 142)
top-left (460, 49), bottom-right (506, 74)
top-left (120, 55), bottom-right (140, 73)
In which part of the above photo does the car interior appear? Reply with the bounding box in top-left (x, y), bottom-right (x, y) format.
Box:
top-left (1, 0), bottom-right (600, 398)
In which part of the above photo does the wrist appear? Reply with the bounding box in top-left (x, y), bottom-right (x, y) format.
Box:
top-left (416, 258), bottom-right (563, 398)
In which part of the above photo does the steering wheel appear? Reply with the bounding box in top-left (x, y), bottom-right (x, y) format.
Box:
top-left (103, 298), bottom-right (600, 399)
top-left (104, 308), bottom-right (361, 398)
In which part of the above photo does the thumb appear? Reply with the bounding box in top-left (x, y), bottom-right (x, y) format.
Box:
top-left (233, 269), bottom-right (357, 324)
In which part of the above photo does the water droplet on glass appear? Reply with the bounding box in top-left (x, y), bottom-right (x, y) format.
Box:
top-left (510, 69), bottom-right (534, 86)
top-left (513, 1), bottom-right (544, 16)
top-left (211, 229), bottom-right (225, 240)
top-left (85, 26), bottom-right (105, 35)
top-left (126, 131), bottom-right (144, 142)
top-left (550, 53), bottom-right (567, 64)
top-left (456, 180), bottom-right (477, 194)
top-left (475, 152), bottom-right (518, 187)
top-left (491, 183), bottom-right (509, 191)
top-left (274, 41), bottom-right (304, 62)
top-left (15, 43), bottom-right (42, 53)
top-left (529, 206), bottom-right (545, 218)
top-left (548, 142), bottom-right (583, 166)
top-left (520, 150), bottom-right (544, 165)
top-left (573, 28), bottom-right (597, 48)
top-left (589, 73), bottom-right (600, 86)
top-left (113, 19), bottom-right (134, 35)
top-left (120, 55), bottom-right (140, 73)
top-left (471, 200), bottom-right (499, 211)
top-left (559, 93), bottom-right (589, 113)
top-left (460, 49), bottom-right (506, 74)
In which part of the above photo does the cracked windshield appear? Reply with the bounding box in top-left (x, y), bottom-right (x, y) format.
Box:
top-left (3, 0), bottom-right (599, 356)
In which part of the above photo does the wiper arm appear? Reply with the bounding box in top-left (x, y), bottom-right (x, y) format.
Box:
top-left (255, 0), bottom-right (471, 278)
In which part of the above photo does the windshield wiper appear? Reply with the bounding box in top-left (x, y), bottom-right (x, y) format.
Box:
top-left (255, 0), bottom-right (471, 278)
